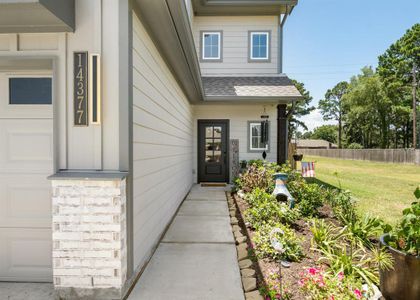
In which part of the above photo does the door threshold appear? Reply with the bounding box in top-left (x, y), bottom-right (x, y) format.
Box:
top-left (200, 182), bottom-right (227, 187)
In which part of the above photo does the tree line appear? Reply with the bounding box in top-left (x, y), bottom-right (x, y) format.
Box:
top-left (289, 23), bottom-right (419, 149)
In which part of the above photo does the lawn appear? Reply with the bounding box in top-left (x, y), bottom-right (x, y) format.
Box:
top-left (302, 155), bottom-right (420, 224)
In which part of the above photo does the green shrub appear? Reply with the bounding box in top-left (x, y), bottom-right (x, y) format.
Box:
top-left (328, 190), bottom-right (358, 225)
top-left (253, 223), bottom-right (304, 262)
top-left (288, 180), bottom-right (325, 217)
top-left (347, 143), bottom-right (363, 149)
top-left (237, 164), bottom-right (275, 193)
top-left (243, 187), bottom-right (274, 206)
top-left (386, 189), bottom-right (420, 256)
top-left (245, 201), bottom-right (300, 229)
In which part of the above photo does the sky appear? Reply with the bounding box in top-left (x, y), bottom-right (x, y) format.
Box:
top-left (283, 0), bottom-right (420, 132)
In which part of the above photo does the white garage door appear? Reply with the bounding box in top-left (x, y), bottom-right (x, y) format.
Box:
top-left (0, 73), bottom-right (53, 282)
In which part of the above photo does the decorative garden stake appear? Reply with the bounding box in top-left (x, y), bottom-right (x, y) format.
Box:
top-left (270, 227), bottom-right (290, 297)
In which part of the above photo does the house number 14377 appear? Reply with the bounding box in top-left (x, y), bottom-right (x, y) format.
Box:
top-left (74, 52), bottom-right (88, 126)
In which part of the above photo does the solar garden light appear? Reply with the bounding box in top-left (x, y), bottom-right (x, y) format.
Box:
top-left (270, 227), bottom-right (291, 296)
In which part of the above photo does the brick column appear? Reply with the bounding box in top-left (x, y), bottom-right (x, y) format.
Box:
top-left (50, 174), bottom-right (128, 299)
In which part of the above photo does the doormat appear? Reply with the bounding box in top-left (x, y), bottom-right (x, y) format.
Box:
top-left (201, 183), bottom-right (227, 187)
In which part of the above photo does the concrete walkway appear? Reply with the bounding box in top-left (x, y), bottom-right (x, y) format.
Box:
top-left (128, 185), bottom-right (244, 300)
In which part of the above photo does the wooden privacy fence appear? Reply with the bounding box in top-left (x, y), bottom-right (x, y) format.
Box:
top-left (300, 148), bottom-right (420, 165)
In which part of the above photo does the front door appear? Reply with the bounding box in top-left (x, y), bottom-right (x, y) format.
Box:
top-left (198, 120), bottom-right (229, 182)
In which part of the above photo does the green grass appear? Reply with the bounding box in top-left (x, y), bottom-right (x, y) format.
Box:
top-left (302, 155), bottom-right (420, 224)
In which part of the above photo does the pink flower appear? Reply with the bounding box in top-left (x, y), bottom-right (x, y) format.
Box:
top-left (337, 272), bottom-right (344, 281)
top-left (329, 296), bottom-right (335, 300)
top-left (298, 279), bottom-right (305, 286)
top-left (307, 267), bottom-right (319, 275)
top-left (354, 289), bottom-right (362, 299)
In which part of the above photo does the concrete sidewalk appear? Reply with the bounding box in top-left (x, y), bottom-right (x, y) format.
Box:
top-left (127, 185), bottom-right (244, 300)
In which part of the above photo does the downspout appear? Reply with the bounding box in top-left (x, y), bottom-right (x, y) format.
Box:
top-left (278, 5), bottom-right (293, 74)
top-left (277, 6), bottom-right (294, 163)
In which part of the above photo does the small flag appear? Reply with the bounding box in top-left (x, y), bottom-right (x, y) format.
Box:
top-left (301, 161), bottom-right (315, 178)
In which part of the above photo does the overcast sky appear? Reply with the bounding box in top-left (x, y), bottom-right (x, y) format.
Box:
top-left (283, 0), bottom-right (420, 132)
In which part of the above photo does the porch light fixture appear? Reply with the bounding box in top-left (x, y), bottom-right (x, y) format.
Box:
top-left (89, 54), bottom-right (101, 125)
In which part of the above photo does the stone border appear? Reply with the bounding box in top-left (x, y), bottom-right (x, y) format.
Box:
top-left (226, 192), bottom-right (263, 300)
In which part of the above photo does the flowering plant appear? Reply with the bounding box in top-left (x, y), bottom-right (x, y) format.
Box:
top-left (260, 268), bottom-right (292, 300)
top-left (299, 267), bottom-right (371, 300)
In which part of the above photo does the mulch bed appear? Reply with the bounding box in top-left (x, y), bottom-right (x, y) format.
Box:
top-left (233, 193), bottom-right (336, 299)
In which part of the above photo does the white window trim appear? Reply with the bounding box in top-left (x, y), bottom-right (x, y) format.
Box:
top-left (249, 122), bottom-right (269, 151)
top-left (202, 31), bottom-right (221, 60)
top-left (250, 32), bottom-right (269, 60)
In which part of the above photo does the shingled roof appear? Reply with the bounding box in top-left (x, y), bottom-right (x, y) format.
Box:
top-left (202, 76), bottom-right (302, 100)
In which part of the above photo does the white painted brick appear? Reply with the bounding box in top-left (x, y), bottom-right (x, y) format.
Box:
top-left (59, 276), bottom-right (93, 287)
top-left (53, 250), bottom-right (82, 258)
top-left (82, 215), bottom-right (114, 223)
top-left (89, 259), bottom-right (121, 268)
top-left (60, 241), bottom-right (91, 249)
top-left (83, 232), bottom-right (114, 240)
top-left (82, 268), bottom-right (114, 277)
top-left (54, 268), bottom-right (82, 276)
top-left (61, 259), bottom-right (83, 268)
top-left (59, 206), bottom-right (82, 215)
top-left (83, 250), bottom-right (114, 258)
top-left (84, 197), bottom-right (113, 205)
top-left (51, 178), bottom-right (126, 290)
top-left (91, 241), bottom-right (120, 250)
top-left (53, 196), bottom-right (81, 206)
top-left (53, 215), bottom-right (81, 223)
top-left (53, 232), bottom-right (81, 241)
top-left (87, 206), bottom-right (121, 214)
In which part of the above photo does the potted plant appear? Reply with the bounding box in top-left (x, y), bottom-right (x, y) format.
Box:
top-left (292, 153), bottom-right (303, 162)
top-left (379, 187), bottom-right (420, 300)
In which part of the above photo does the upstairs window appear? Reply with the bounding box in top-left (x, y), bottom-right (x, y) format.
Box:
top-left (201, 31), bottom-right (222, 61)
top-left (249, 31), bottom-right (270, 61)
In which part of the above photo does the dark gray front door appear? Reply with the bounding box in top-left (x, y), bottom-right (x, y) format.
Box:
top-left (198, 120), bottom-right (229, 182)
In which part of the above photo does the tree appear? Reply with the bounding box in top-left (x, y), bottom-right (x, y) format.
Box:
top-left (318, 81), bottom-right (349, 148)
top-left (378, 23), bottom-right (420, 148)
top-left (287, 80), bottom-right (315, 141)
top-left (344, 67), bottom-right (391, 148)
top-left (311, 125), bottom-right (337, 144)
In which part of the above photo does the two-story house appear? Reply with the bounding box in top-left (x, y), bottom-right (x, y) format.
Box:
top-left (0, 0), bottom-right (301, 299)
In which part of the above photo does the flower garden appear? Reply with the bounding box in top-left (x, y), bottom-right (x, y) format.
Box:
top-left (231, 160), bottom-right (419, 300)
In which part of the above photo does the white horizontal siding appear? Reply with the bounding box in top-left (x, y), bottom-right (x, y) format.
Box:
top-left (193, 104), bottom-right (278, 182)
top-left (192, 16), bottom-right (279, 76)
top-left (132, 12), bottom-right (193, 271)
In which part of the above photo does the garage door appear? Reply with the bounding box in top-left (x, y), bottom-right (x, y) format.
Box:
top-left (0, 74), bottom-right (53, 282)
